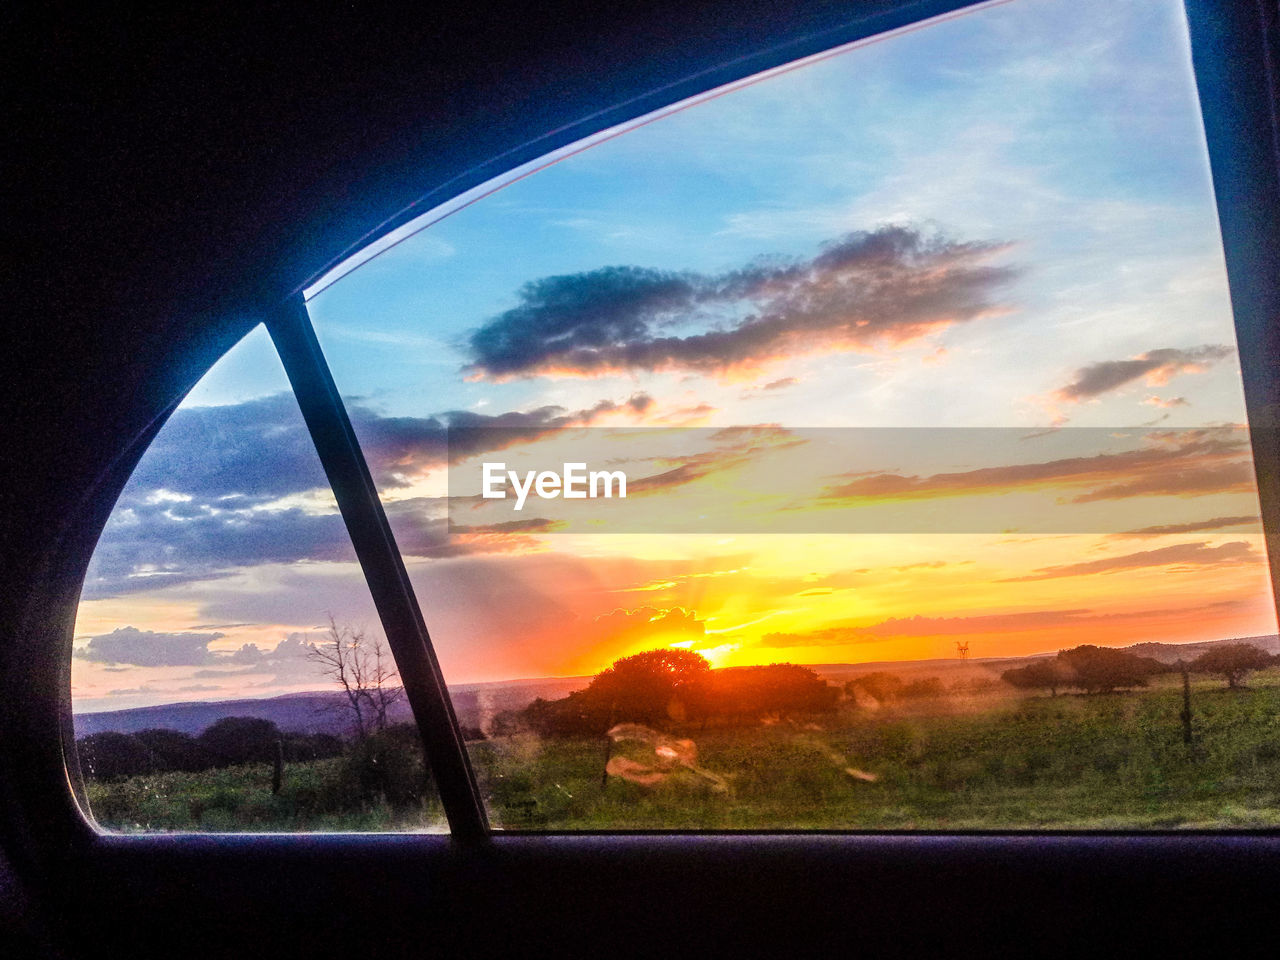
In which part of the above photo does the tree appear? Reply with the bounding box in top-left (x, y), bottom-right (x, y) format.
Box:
top-left (1002, 660), bottom-right (1068, 697)
top-left (134, 728), bottom-right (211, 772)
top-left (1190, 643), bottom-right (1273, 689)
top-left (585, 648), bottom-right (712, 727)
top-left (307, 615), bottom-right (404, 739)
top-left (197, 717), bottom-right (281, 766)
top-left (694, 663), bottom-right (838, 723)
top-left (76, 732), bottom-right (153, 780)
top-left (900, 677), bottom-right (946, 700)
top-left (845, 671), bottom-right (904, 705)
top-left (1056, 645), bottom-right (1163, 694)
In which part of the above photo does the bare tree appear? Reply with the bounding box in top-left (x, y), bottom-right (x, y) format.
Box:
top-left (307, 615), bottom-right (404, 739)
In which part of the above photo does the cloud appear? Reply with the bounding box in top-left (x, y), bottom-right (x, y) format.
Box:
top-left (75, 627), bottom-right (225, 666)
top-left (463, 225), bottom-right (1018, 379)
top-left (1055, 345), bottom-right (1232, 402)
top-left (764, 609), bottom-right (1114, 646)
top-left (1116, 515), bottom-right (1261, 537)
top-left (85, 389), bottom-right (656, 598)
top-left (1000, 540), bottom-right (1259, 582)
top-left (82, 503), bottom-right (359, 599)
top-left (1142, 396), bottom-right (1189, 409)
top-left (818, 429), bottom-right (1251, 505)
top-left (122, 390), bottom-right (655, 510)
top-left (762, 377), bottom-right (798, 391)
top-left (761, 598), bottom-right (1253, 646)
top-left (125, 394), bottom-right (329, 503)
top-left (360, 392), bottom-right (655, 484)
top-left (626, 425), bottom-right (805, 495)
top-left (78, 627), bottom-right (320, 680)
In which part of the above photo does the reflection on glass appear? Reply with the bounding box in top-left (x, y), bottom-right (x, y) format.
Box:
top-left (71, 325), bottom-right (446, 833)
top-left (307, 0), bottom-right (1279, 830)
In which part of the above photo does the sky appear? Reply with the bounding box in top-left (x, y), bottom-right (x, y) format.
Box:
top-left (72, 0), bottom-right (1278, 712)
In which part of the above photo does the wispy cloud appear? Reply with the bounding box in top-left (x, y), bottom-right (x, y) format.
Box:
top-left (818, 429), bottom-right (1251, 505)
top-left (1000, 540), bottom-right (1259, 582)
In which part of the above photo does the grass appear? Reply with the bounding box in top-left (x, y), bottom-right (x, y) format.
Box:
top-left (87, 670), bottom-right (1280, 832)
top-left (470, 670), bottom-right (1280, 830)
top-left (86, 756), bottom-right (449, 833)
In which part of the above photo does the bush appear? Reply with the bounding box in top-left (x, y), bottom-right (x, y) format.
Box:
top-left (900, 677), bottom-right (946, 700)
top-left (1056, 645), bottom-right (1163, 694)
top-left (336, 723), bottom-right (433, 808)
top-left (695, 663), bottom-right (838, 723)
top-left (845, 672), bottom-right (905, 705)
top-left (134, 728), bottom-right (212, 772)
top-left (1002, 660), bottom-right (1069, 697)
top-left (197, 716), bottom-right (281, 766)
top-left (77, 732), bottom-right (153, 780)
top-left (1190, 643), bottom-right (1274, 688)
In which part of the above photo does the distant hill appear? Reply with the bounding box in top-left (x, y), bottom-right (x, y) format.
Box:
top-left (73, 676), bottom-right (590, 739)
top-left (1117, 634), bottom-right (1280, 664)
top-left (74, 635), bottom-right (1280, 739)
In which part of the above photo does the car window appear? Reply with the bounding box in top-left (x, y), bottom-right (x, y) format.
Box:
top-left (71, 325), bottom-right (448, 833)
top-left (73, 0), bottom-right (1280, 834)
top-left (305, 0), bottom-right (1278, 831)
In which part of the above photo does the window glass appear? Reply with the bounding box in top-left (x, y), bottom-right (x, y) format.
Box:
top-left (306, 0), bottom-right (1279, 830)
top-left (71, 325), bottom-right (447, 833)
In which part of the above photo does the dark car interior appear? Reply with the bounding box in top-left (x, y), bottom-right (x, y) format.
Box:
top-left (5, 0), bottom-right (1280, 955)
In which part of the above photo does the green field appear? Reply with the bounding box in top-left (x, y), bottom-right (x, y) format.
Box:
top-left (88, 670), bottom-right (1280, 832)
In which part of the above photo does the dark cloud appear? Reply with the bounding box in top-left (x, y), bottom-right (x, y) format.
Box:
top-left (1000, 540), bottom-right (1259, 582)
top-left (464, 226), bottom-right (1017, 379)
top-left (75, 627), bottom-right (225, 666)
top-left (357, 392), bottom-right (654, 485)
top-left (85, 629), bottom-right (323, 683)
top-left (1055, 346), bottom-right (1232, 402)
top-left (125, 394), bottom-right (328, 503)
top-left (85, 386), bottom-right (653, 598)
top-left (120, 390), bottom-right (655, 510)
top-left (82, 502), bottom-right (358, 599)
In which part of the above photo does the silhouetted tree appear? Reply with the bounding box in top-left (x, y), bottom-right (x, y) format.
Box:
top-left (134, 728), bottom-right (211, 771)
top-left (1056, 645), bottom-right (1163, 694)
top-left (1002, 660), bottom-right (1068, 697)
top-left (845, 671), bottom-right (904, 705)
top-left (77, 732), bottom-right (153, 780)
top-left (694, 663), bottom-right (837, 723)
top-left (900, 677), bottom-right (947, 700)
top-left (281, 732), bottom-right (345, 762)
top-left (585, 648), bottom-right (712, 726)
top-left (307, 615), bottom-right (404, 739)
top-left (337, 722), bottom-right (434, 808)
top-left (1190, 643), bottom-right (1273, 689)
top-left (197, 716), bottom-right (281, 765)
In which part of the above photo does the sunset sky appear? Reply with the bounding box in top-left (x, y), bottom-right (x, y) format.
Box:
top-left (72, 0), bottom-right (1278, 712)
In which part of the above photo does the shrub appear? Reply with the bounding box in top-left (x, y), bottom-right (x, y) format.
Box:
top-left (77, 732), bottom-right (153, 780)
top-left (1190, 643), bottom-right (1274, 688)
top-left (1056, 645), bottom-right (1163, 694)
top-left (197, 716), bottom-right (281, 766)
top-left (845, 672), bottom-right (905, 705)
